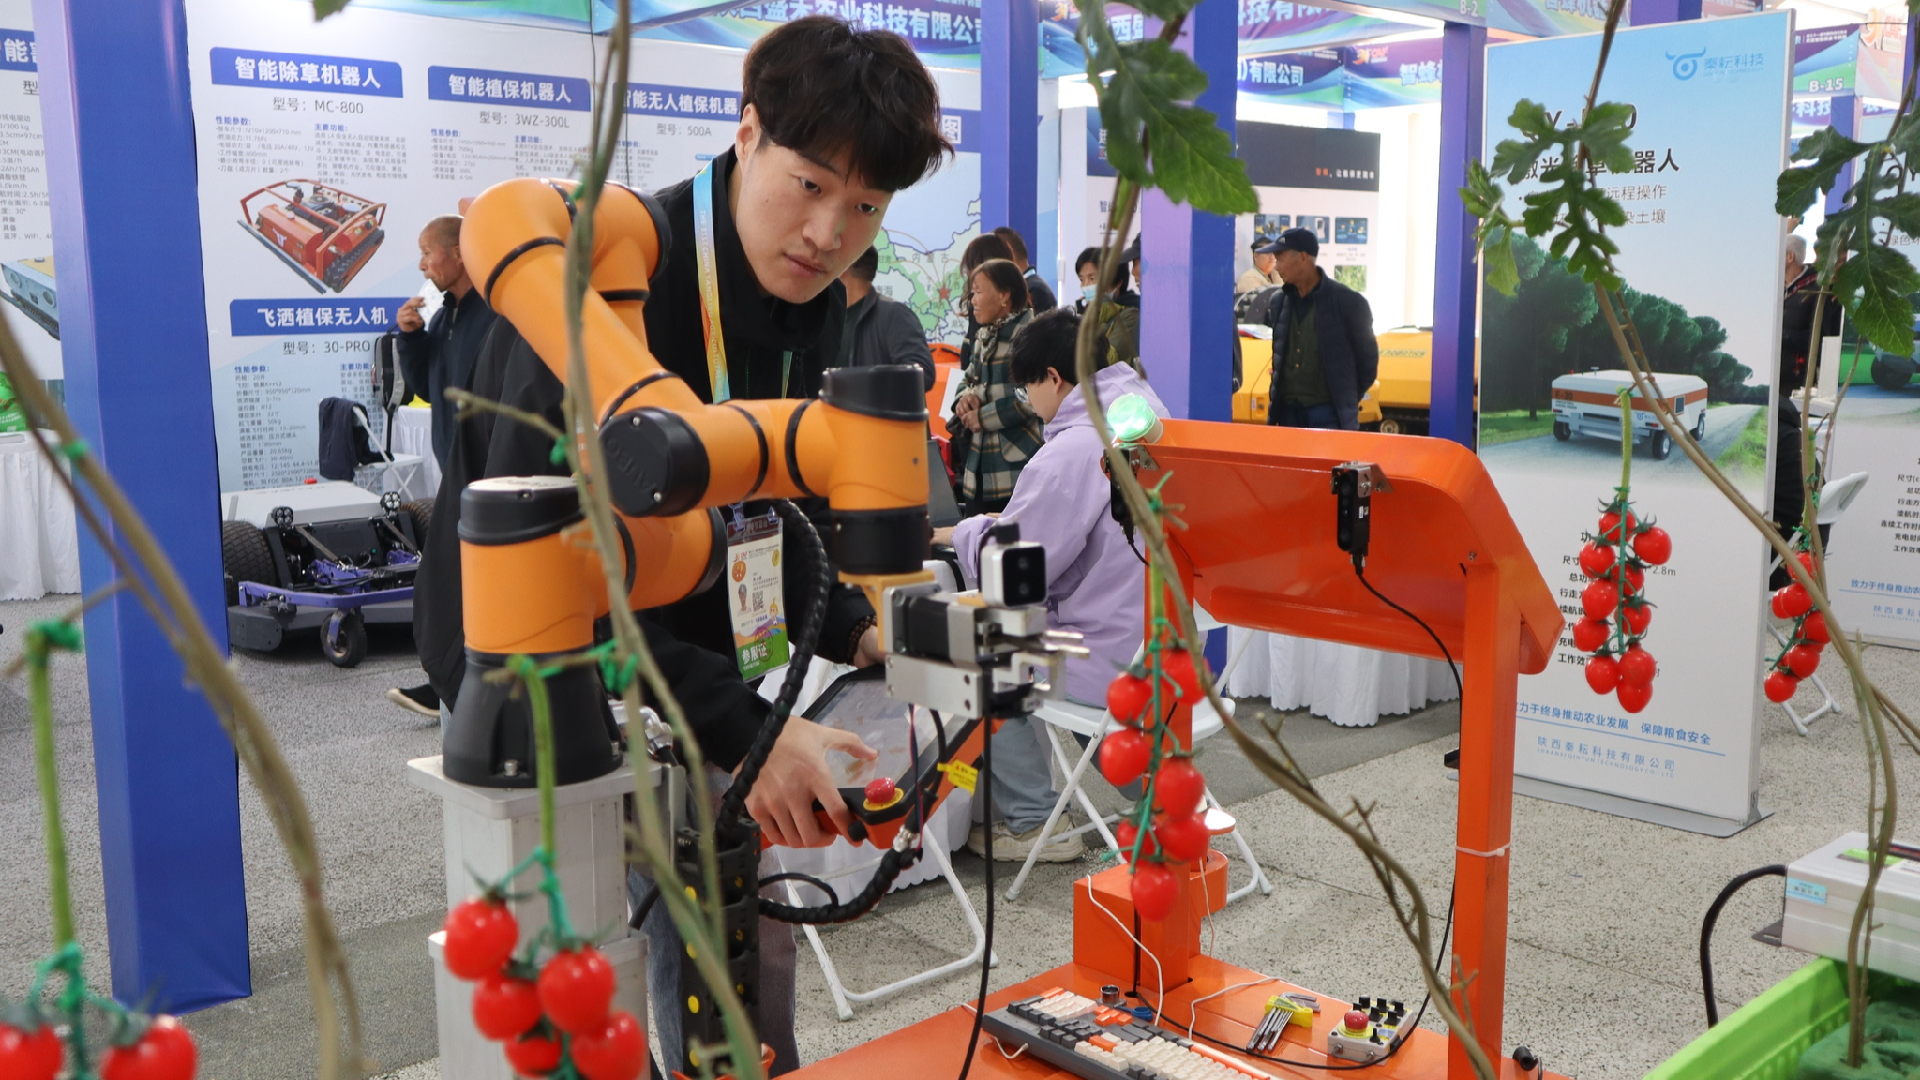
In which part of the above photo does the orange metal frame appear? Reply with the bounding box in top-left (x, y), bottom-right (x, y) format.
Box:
top-left (790, 422), bottom-right (1565, 1080)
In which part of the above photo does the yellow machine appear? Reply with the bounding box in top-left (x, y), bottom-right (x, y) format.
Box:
top-left (1232, 332), bottom-right (1383, 427)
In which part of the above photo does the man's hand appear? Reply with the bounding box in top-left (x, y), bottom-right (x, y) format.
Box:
top-left (397, 295), bottom-right (427, 333)
top-left (961, 406), bottom-right (983, 432)
top-left (741, 717), bottom-right (876, 847)
top-left (852, 625), bottom-right (884, 668)
top-left (931, 525), bottom-right (955, 546)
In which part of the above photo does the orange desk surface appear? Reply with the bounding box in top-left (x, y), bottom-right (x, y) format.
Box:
top-left (788, 957), bottom-right (1566, 1080)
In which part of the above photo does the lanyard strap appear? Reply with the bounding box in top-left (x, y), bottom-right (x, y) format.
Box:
top-left (693, 160), bottom-right (794, 401)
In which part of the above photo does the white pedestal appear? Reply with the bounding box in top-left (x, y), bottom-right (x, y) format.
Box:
top-left (407, 755), bottom-right (656, 1073)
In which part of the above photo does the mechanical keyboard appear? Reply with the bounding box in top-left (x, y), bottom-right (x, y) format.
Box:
top-left (981, 987), bottom-right (1280, 1080)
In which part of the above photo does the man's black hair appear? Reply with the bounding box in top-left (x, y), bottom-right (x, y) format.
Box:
top-left (992, 226), bottom-right (1030, 264)
top-left (847, 245), bottom-right (880, 282)
top-left (1010, 308), bottom-right (1084, 387)
top-left (743, 17), bottom-right (951, 193)
top-left (1074, 245), bottom-right (1127, 291)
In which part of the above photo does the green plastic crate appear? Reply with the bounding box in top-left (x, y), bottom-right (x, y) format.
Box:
top-left (1646, 959), bottom-right (1913, 1080)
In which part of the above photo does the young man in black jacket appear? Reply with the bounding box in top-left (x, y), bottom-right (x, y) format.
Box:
top-left (410, 16), bottom-right (949, 1074)
top-left (1262, 227), bottom-right (1378, 430)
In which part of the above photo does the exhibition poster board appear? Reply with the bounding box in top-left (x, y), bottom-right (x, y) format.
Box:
top-left (1236, 37), bottom-right (1446, 111)
top-left (0, 0), bottom-right (57, 390)
top-left (1481, 12), bottom-right (1791, 829)
top-left (184, 0), bottom-right (977, 491)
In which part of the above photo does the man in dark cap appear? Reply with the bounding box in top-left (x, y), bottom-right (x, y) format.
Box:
top-left (1262, 227), bottom-right (1377, 430)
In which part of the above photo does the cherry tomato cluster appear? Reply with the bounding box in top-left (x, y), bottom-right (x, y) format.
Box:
top-left (1572, 504), bottom-right (1669, 715)
top-left (1098, 646), bottom-right (1211, 922)
top-left (1765, 550), bottom-right (1828, 704)
top-left (443, 896), bottom-right (644, 1080)
top-left (0, 1011), bottom-right (198, 1080)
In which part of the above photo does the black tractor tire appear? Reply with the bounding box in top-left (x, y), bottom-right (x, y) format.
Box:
top-left (1871, 355), bottom-right (1917, 391)
top-left (321, 610), bottom-right (368, 668)
top-left (404, 498), bottom-right (435, 548)
top-left (1649, 431), bottom-right (1672, 460)
top-left (221, 519), bottom-right (276, 606)
top-left (1552, 420), bottom-right (1571, 441)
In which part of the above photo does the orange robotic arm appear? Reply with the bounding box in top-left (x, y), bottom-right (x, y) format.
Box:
top-left (441, 177), bottom-right (933, 790)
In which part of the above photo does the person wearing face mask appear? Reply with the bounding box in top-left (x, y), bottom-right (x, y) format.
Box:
top-left (409, 18), bottom-right (951, 1074)
top-left (951, 259), bottom-right (1041, 513)
top-left (933, 308), bottom-right (1169, 861)
top-left (1071, 245), bottom-right (1141, 371)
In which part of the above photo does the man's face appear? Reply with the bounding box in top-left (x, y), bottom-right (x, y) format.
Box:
top-left (733, 107), bottom-right (894, 304)
top-left (1277, 249), bottom-right (1315, 287)
top-left (1253, 251), bottom-right (1276, 275)
top-left (1785, 250), bottom-right (1804, 284)
top-left (418, 233), bottom-right (464, 291)
top-left (1021, 370), bottom-right (1071, 423)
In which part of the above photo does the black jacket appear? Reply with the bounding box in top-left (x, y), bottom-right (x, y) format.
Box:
top-left (1024, 268), bottom-right (1058, 314)
top-left (842, 289), bottom-right (934, 389)
top-left (413, 149), bottom-right (872, 770)
top-left (1780, 266), bottom-right (1839, 394)
top-left (397, 287), bottom-right (495, 466)
top-left (1265, 270), bottom-right (1378, 430)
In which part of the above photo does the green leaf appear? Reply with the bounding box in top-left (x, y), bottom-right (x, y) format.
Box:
top-left (311, 0), bottom-right (351, 17)
top-left (1144, 102), bottom-right (1257, 213)
top-left (1508, 99), bottom-right (1560, 140)
top-left (1793, 126), bottom-right (1871, 166)
top-left (1777, 165), bottom-right (1834, 219)
top-left (1121, 0), bottom-right (1195, 22)
top-left (1491, 136), bottom-right (1549, 185)
top-left (1481, 223), bottom-right (1520, 296)
top-left (1095, 37), bottom-right (1256, 214)
top-left (1880, 192), bottom-right (1920, 241)
top-left (1578, 102), bottom-right (1637, 175)
top-left (1460, 158), bottom-right (1506, 220)
top-left (1834, 242), bottom-right (1920, 355)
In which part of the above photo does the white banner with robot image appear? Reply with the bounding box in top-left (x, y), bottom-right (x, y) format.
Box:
top-left (1482, 13), bottom-right (1791, 830)
top-left (184, 0), bottom-right (980, 491)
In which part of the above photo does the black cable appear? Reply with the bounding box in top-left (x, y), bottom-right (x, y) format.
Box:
top-left (1355, 564), bottom-right (1463, 703)
top-left (717, 500), bottom-right (831, 834)
top-left (759, 871), bottom-right (841, 907)
top-left (628, 881), bottom-right (660, 933)
top-left (1701, 864), bottom-right (1787, 1027)
top-left (957, 709), bottom-right (996, 1080)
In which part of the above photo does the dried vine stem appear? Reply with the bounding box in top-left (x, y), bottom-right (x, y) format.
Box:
top-left (0, 331), bottom-right (364, 1078)
top-left (1073, 17), bottom-right (1492, 1075)
top-left (544, 4), bottom-right (764, 1075)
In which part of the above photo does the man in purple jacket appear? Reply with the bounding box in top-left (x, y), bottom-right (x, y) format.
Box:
top-left (933, 308), bottom-right (1170, 861)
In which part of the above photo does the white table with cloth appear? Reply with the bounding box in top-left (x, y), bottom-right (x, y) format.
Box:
top-left (387, 405), bottom-right (441, 498)
top-left (1222, 625), bottom-right (1461, 727)
top-left (0, 430), bottom-right (81, 600)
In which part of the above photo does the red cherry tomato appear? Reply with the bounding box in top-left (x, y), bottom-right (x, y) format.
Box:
top-left (1581, 580), bottom-right (1619, 620)
top-left (1153, 759), bottom-right (1207, 820)
top-left (1616, 680), bottom-right (1653, 714)
top-left (1572, 617), bottom-right (1611, 653)
top-left (1786, 643), bottom-right (1822, 679)
top-left (1130, 862), bottom-right (1179, 922)
top-left (472, 974), bottom-right (543, 1042)
top-left (1584, 654), bottom-right (1620, 694)
top-left (1159, 648), bottom-right (1203, 701)
top-left (1618, 646), bottom-right (1656, 688)
top-left (443, 898), bottom-right (520, 981)
top-left (1114, 819), bottom-right (1159, 860)
top-left (1598, 510), bottom-right (1638, 544)
top-left (1099, 728), bottom-right (1152, 787)
top-left (504, 1031), bottom-right (564, 1077)
top-left (101, 1016), bottom-right (195, 1080)
top-left (537, 947), bottom-right (616, 1035)
top-left (1771, 584), bottom-right (1812, 620)
top-left (1620, 603), bottom-right (1653, 637)
top-left (0, 1021), bottom-right (62, 1080)
top-left (1577, 542), bottom-right (1615, 579)
top-left (1106, 670), bottom-right (1153, 724)
top-left (1765, 670), bottom-right (1800, 703)
top-left (1632, 526), bottom-right (1673, 566)
top-left (1796, 550), bottom-right (1817, 576)
top-left (1155, 814), bottom-right (1212, 863)
top-left (572, 1010), bottom-right (647, 1080)
top-left (1802, 610), bottom-right (1831, 644)
top-left (1621, 564), bottom-right (1645, 597)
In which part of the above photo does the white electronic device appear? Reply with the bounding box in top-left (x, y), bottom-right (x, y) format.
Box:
top-left (1782, 831), bottom-right (1920, 981)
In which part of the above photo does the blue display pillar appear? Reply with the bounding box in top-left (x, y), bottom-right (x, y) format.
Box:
top-left (982, 0), bottom-right (1040, 250)
top-left (1428, 21), bottom-right (1485, 448)
top-left (1139, 0), bottom-right (1236, 423)
top-left (1824, 95), bottom-right (1856, 217)
top-left (1629, 0), bottom-right (1701, 25)
top-left (32, 0), bottom-right (251, 1011)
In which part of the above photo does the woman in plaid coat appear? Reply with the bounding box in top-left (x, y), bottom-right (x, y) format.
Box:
top-left (952, 258), bottom-right (1042, 513)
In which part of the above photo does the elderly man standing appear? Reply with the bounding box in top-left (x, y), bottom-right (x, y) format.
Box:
top-left (1263, 227), bottom-right (1377, 430)
top-left (1237, 237), bottom-right (1280, 294)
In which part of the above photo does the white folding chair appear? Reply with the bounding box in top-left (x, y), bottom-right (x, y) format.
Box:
top-left (1004, 617), bottom-right (1273, 904)
top-left (1769, 471), bottom-right (1868, 735)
